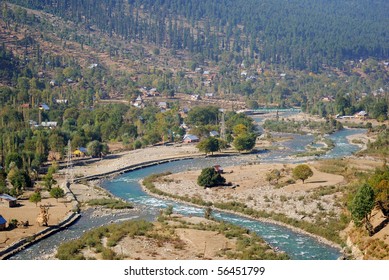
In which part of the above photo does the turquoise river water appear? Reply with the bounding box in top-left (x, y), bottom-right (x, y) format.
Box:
top-left (11, 127), bottom-right (366, 260)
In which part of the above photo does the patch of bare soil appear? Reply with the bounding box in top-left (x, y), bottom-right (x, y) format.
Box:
top-left (78, 215), bottom-right (267, 260)
top-left (154, 163), bottom-right (345, 223)
top-left (0, 191), bottom-right (72, 250)
top-left (114, 227), bottom-right (234, 260)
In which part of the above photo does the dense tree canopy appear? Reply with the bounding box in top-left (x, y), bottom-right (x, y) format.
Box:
top-left (186, 106), bottom-right (219, 126)
top-left (9, 0), bottom-right (389, 71)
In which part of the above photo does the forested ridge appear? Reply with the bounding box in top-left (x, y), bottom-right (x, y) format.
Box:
top-left (7, 0), bottom-right (389, 71)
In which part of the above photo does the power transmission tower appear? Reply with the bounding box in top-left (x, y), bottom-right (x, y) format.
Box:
top-left (219, 109), bottom-right (226, 141)
top-left (65, 140), bottom-right (74, 186)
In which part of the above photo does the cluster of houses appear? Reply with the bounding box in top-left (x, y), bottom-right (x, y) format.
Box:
top-left (182, 130), bottom-right (219, 143)
top-left (138, 87), bottom-right (160, 97)
top-left (21, 102), bottom-right (61, 129)
top-left (131, 94), bottom-right (169, 112)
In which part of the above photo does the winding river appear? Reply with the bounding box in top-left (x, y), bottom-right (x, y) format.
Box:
top-left (10, 127), bottom-right (366, 260)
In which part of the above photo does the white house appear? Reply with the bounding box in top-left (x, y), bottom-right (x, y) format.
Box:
top-left (183, 134), bottom-right (199, 143)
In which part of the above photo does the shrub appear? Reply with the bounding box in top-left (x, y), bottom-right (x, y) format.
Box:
top-left (50, 186), bottom-right (65, 202)
top-left (197, 167), bottom-right (226, 188)
top-left (88, 198), bottom-right (133, 209)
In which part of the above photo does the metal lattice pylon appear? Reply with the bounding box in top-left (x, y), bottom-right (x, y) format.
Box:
top-left (65, 140), bottom-right (74, 185)
top-left (219, 109), bottom-right (226, 141)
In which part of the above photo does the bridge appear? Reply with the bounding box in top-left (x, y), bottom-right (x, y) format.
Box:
top-left (236, 108), bottom-right (301, 115)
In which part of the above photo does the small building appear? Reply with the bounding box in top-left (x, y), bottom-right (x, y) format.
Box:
top-left (180, 122), bottom-right (188, 129)
top-left (88, 63), bottom-right (98, 69)
top-left (135, 95), bottom-right (143, 102)
top-left (73, 147), bottom-right (88, 157)
top-left (149, 88), bottom-right (160, 96)
top-left (41, 121), bottom-right (58, 128)
top-left (181, 107), bottom-right (189, 114)
top-left (214, 165), bottom-right (224, 174)
top-left (183, 134), bottom-right (199, 143)
top-left (158, 102), bottom-right (168, 109)
top-left (355, 111), bottom-right (367, 119)
top-left (55, 99), bottom-right (68, 104)
top-left (209, 131), bottom-right (219, 137)
top-left (132, 95), bottom-right (144, 108)
top-left (0, 194), bottom-right (17, 207)
top-left (0, 215), bottom-right (6, 231)
top-left (191, 94), bottom-right (201, 101)
top-left (39, 103), bottom-right (50, 111)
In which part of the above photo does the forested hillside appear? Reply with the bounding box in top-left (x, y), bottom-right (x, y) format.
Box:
top-left (7, 0), bottom-right (389, 71)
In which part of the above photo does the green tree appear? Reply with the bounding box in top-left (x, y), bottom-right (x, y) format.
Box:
top-left (197, 167), bottom-right (226, 188)
top-left (204, 206), bottom-right (213, 220)
top-left (87, 140), bottom-right (108, 157)
top-left (5, 152), bottom-right (23, 171)
top-left (349, 183), bottom-right (375, 235)
top-left (0, 169), bottom-right (6, 190)
top-left (232, 124), bottom-right (248, 136)
top-left (196, 137), bottom-right (219, 155)
top-left (43, 167), bottom-right (57, 190)
top-left (164, 205), bottom-right (173, 216)
top-left (186, 106), bottom-right (219, 126)
top-left (48, 132), bottom-right (65, 154)
top-left (29, 191), bottom-right (41, 207)
top-left (7, 167), bottom-right (31, 194)
top-left (233, 133), bottom-right (256, 152)
top-left (50, 186), bottom-right (65, 202)
top-left (246, 100), bottom-right (259, 109)
top-left (292, 164), bottom-right (313, 184)
top-left (367, 167), bottom-right (389, 217)
top-left (374, 180), bottom-right (389, 217)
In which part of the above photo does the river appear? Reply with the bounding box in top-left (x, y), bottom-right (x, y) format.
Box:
top-left (10, 125), bottom-right (365, 260)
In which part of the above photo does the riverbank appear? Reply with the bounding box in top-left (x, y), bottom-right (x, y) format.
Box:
top-left (141, 164), bottom-right (342, 250)
top-left (0, 144), bottom-right (202, 259)
top-left (64, 144), bottom-right (202, 180)
top-left (55, 213), bottom-right (289, 260)
top-left (3, 133), bottom-right (379, 260)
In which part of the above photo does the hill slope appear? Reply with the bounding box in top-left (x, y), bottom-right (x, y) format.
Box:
top-left (6, 0), bottom-right (389, 71)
